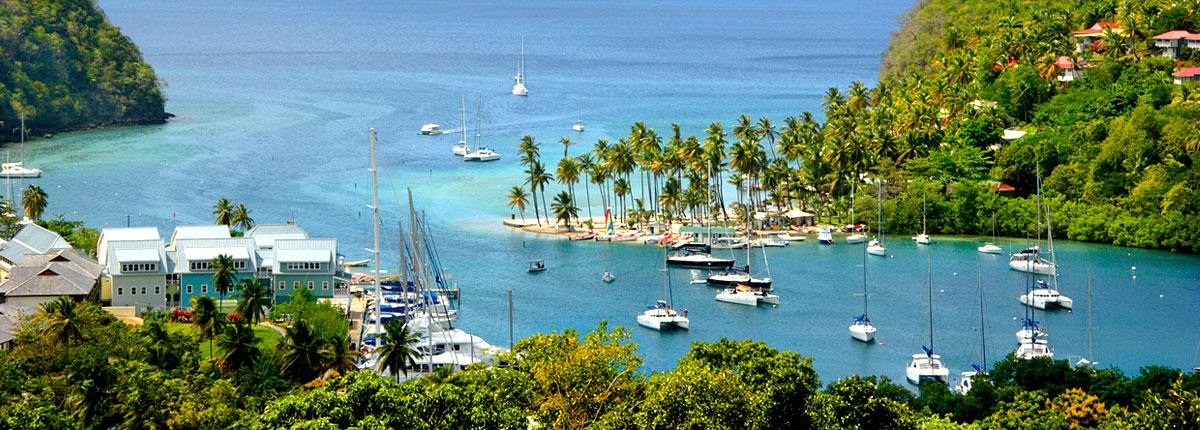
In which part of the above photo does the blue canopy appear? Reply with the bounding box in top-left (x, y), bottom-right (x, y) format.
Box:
top-left (922, 345), bottom-right (933, 357)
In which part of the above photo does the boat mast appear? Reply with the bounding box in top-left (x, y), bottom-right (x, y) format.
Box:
top-left (369, 128), bottom-right (382, 329)
top-left (922, 192), bottom-right (927, 234)
top-left (508, 290), bottom-right (514, 349)
top-left (978, 266), bottom-right (986, 371)
top-left (706, 159), bottom-right (713, 246)
top-left (475, 96), bottom-right (482, 149)
top-left (461, 93), bottom-right (468, 151)
top-left (1087, 268), bottom-right (1093, 368)
top-left (861, 229), bottom-right (868, 318)
top-left (927, 253), bottom-right (934, 354)
top-left (398, 221), bottom-right (407, 286)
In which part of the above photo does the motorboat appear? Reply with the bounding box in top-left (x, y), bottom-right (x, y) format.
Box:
top-left (601, 271), bottom-right (615, 283)
top-left (955, 366), bottom-right (982, 395)
top-left (0, 161), bottom-right (41, 178)
top-left (1014, 339), bottom-right (1053, 360)
top-left (817, 229), bottom-right (834, 244)
top-left (849, 315), bottom-right (876, 343)
top-left (611, 232), bottom-right (640, 242)
top-left (715, 284), bottom-right (779, 306)
top-left (463, 147), bottom-right (500, 162)
top-left (906, 350), bottom-right (950, 385)
top-left (1009, 247), bottom-right (1055, 275)
top-left (751, 238), bottom-right (788, 247)
top-left (569, 231), bottom-right (597, 241)
top-left (637, 299), bottom-right (688, 330)
top-left (710, 237), bottom-right (748, 249)
top-left (526, 260), bottom-right (546, 273)
top-left (419, 123), bottom-right (443, 135)
top-left (706, 266), bottom-right (772, 289)
top-left (768, 231), bottom-right (805, 241)
top-left (666, 248), bottom-right (735, 268)
top-left (913, 233), bottom-right (931, 244)
top-left (1019, 280), bottom-right (1073, 310)
top-left (512, 37), bottom-right (528, 96)
top-left (866, 239), bottom-right (886, 256)
top-left (978, 242), bottom-right (1003, 254)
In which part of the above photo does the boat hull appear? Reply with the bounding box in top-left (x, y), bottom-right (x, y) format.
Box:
top-left (866, 246), bottom-right (886, 256)
top-left (1008, 259), bottom-right (1056, 275)
top-left (666, 256), bottom-right (735, 268)
top-left (978, 244), bottom-right (1002, 254)
top-left (845, 234), bottom-right (866, 244)
top-left (849, 324), bottom-right (876, 342)
top-left (705, 275), bottom-right (772, 289)
top-left (637, 315), bottom-right (689, 331)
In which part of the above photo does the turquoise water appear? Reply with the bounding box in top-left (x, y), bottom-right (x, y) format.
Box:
top-left (16, 0), bottom-right (1200, 380)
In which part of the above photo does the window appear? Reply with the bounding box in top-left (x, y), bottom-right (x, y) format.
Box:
top-left (322, 281), bottom-right (329, 290)
top-left (307, 281), bottom-right (314, 290)
top-left (278, 281), bottom-right (286, 290)
top-left (141, 287), bottom-right (147, 295)
top-left (190, 261), bottom-right (211, 271)
top-left (285, 262), bottom-right (321, 271)
top-left (186, 285), bottom-right (193, 294)
top-left (117, 287), bottom-right (123, 296)
top-left (155, 287), bottom-right (160, 295)
top-left (233, 260), bottom-right (247, 270)
top-left (201, 284), bottom-right (208, 294)
top-left (293, 281), bottom-right (300, 289)
top-left (121, 263), bottom-right (158, 273)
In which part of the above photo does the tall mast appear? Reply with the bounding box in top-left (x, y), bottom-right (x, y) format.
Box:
top-left (878, 179), bottom-right (885, 242)
top-left (978, 266), bottom-right (987, 371)
top-left (862, 231), bottom-right (868, 317)
top-left (369, 129), bottom-right (382, 322)
top-left (1087, 268), bottom-right (1094, 368)
top-left (475, 96), bottom-right (482, 149)
top-left (398, 221), bottom-right (407, 286)
top-left (927, 253), bottom-right (934, 354)
top-left (706, 159), bottom-right (713, 245)
top-left (461, 93), bottom-right (468, 151)
top-left (508, 290), bottom-right (514, 349)
top-left (922, 192), bottom-right (927, 234)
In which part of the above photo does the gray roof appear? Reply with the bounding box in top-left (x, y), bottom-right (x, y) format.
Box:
top-left (105, 239), bottom-right (168, 275)
top-left (97, 227), bottom-right (162, 266)
top-left (168, 226), bottom-right (231, 249)
top-left (0, 302), bottom-right (37, 345)
top-left (273, 238), bottom-right (336, 274)
top-left (0, 250), bottom-right (100, 298)
top-left (246, 224), bottom-right (308, 249)
top-left (0, 224), bottom-right (71, 267)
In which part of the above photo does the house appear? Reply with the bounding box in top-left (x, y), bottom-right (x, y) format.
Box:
top-left (269, 238), bottom-right (337, 303)
top-left (0, 249), bottom-right (102, 309)
top-left (0, 224), bottom-right (72, 281)
top-left (754, 208), bottom-right (815, 228)
top-left (173, 237), bottom-right (259, 307)
top-left (1153, 30), bottom-right (1196, 58)
top-left (97, 227), bottom-right (160, 267)
top-left (1172, 67), bottom-right (1200, 84)
top-left (1053, 56), bottom-right (1095, 82)
top-left (1072, 22), bottom-right (1122, 53)
top-left (167, 225), bottom-right (231, 250)
top-left (103, 238), bottom-right (170, 313)
top-left (245, 224), bottom-right (308, 249)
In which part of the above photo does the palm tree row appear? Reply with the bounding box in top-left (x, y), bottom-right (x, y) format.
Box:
top-left (211, 198), bottom-right (255, 232)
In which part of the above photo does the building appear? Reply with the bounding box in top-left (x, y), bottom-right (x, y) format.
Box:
top-left (0, 249), bottom-right (101, 309)
top-left (268, 238), bottom-right (338, 303)
top-left (1173, 67), bottom-right (1200, 84)
top-left (1153, 30), bottom-right (1196, 58)
top-left (0, 224), bottom-right (72, 281)
top-left (0, 302), bottom-right (34, 350)
top-left (1053, 56), bottom-right (1095, 82)
top-left (103, 239), bottom-right (170, 313)
top-left (173, 237), bottom-right (259, 307)
top-left (678, 226), bottom-right (737, 244)
top-left (1071, 22), bottom-right (1122, 53)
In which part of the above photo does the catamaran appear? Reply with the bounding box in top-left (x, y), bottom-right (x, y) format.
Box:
top-left (709, 192), bottom-right (773, 289)
top-left (638, 251), bottom-right (689, 331)
top-left (906, 255), bottom-right (949, 385)
top-left (1019, 279), bottom-right (1073, 310)
top-left (452, 94), bottom-right (469, 156)
top-left (512, 37), bottom-right (528, 96)
top-left (715, 284), bottom-right (779, 306)
top-left (464, 97), bottom-right (500, 162)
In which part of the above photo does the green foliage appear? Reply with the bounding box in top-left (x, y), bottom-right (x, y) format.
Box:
top-left (680, 337), bottom-right (820, 429)
top-left (0, 0), bottom-right (167, 141)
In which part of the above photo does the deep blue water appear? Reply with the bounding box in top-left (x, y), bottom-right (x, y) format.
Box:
top-left (12, 0), bottom-right (1198, 382)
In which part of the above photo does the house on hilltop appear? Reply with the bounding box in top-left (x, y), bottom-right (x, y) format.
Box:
top-left (1173, 67), bottom-right (1200, 84)
top-left (1072, 22), bottom-right (1122, 53)
top-left (1053, 56), bottom-right (1095, 82)
top-left (1152, 30), bottom-right (1198, 58)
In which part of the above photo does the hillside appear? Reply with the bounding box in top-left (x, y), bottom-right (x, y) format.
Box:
top-left (0, 0), bottom-right (167, 141)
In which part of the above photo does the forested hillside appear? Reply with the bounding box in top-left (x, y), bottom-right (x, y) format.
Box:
top-left (0, 0), bottom-right (167, 141)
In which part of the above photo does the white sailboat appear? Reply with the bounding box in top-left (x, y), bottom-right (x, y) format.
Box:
top-left (867, 179), bottom-right (887, 256)
top-left (847, 183), bottom-right (866, 244)
top-left (452, 94), bottom-right (469, 156)
top-left (512, 37), bottom-right (528, 96)
top-left (1010, 164), bottom-right (1056, 274)
top-left (913, 192), bottom-right (931, 244)
top-left (638, 252), bottom-right (689, 331)
top-left (956, 268), bottom-right (988, 395)
top-left (715, 284), bottom-right (779, 306)
top-left (573, 94), bottom-right (585, 132)
top-left (464, 97), bottom-right (500, 162)
top-left (978, 213), bottom-right (1002, 254)
top-left (849, 242), bottom-right (876, 342)
top-left (907, 255), bottom-right (949, 385)
top-left (2, 115), bottom-right (40, 178)
top-left (708, 194), bottom-right (773, 289)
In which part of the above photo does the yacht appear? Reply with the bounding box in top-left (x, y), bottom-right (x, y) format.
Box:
top-left (512, 37), bottom-right (528, 96)
top-left (768, 231), bottom-right (805, 241)
top-left (867, 180), bottom-right (887, 256)
top-left (906, 351), bottom-right (950, 385)
top-left (866, 239), bottom-right (886, 256)
top-left (751, 238), bottom-right (788, 247)
top-left (849, 242), bottom-right (876, 343)
top-left (706, 266), bottom-right (771, 289)
top-left (846, 232), bottom-right (867, 244)
top-left (715, 284), bottom-right (779, 306)
top-left (419, 123), bottom-right (443, 135)
top-left (1015, 318), bottom-right (1046, 344)
top-left (638, 261), bottom-right (688, 331)
top-left (978, 243), bottom-right (1003, 254)
top-left (1009, 247), bottom-right (1055, 275)
top-left (955, 366), bottom-right (981, 395)
top-left (0, 161), bottom-right (41, 178)
top-left (817, 228), bottom-right (834, 244)
top-left (1014, 338), bottom-right (1054, 360)
top-left (913, 233), bottom-right (931, 244)
top-left (666, 247), bottom-right (735, 268)
top-left (1019, 280), bottom-right (1073, 310)
top-left (464, 147), bottom-right (500, 162)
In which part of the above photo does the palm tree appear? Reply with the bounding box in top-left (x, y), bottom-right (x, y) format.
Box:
top-left (211, 198), bottom-right (234, 226)
top-left (232, 277), bottom-right (271, 325)
top-left (322, 336), bottom-right (360, 376)
top-left (757, 117), bottom-right (778, 158)
top-left (559, 136), bottom-right (573, 157)
top-left (231, 204), bottom-right (254, 232)
top-left (525, 160), bottom-right (553, 226)
top-left (551, 191), bottom-right (579, 229)
top-left (217, 321), bottom-right (261, 372)
top-left (210, 254), bottom-right (238, 313)
top-left (190, 295), bottom-right (223, 356)
top-left (278, 319), bottom-right (328, 383)
top-left (38, 296), bottom-right (83, 347)
top-left (556, 157), bottom-right (580, 207)
top-left (376, 319), bottom-right (420, 382)
top-left (576, 152), bottom-right (595, 221)
top-left (506, 186), bottom-right (530, 223)
top-left (517, 135), bottom-right (541, 168)
top-left (21, 185), bottom-right (47, 221)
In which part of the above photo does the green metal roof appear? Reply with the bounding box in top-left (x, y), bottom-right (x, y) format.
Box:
top-left (678, 226), bottom-right (736, 234)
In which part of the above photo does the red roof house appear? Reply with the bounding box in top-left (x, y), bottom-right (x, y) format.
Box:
top-left (1072, 22), bottom-right (1123, 53)
top-left (1052, 56), bottom-right (1095, 82)
top-left (1153, 30), bottom-right (1199, 58)
top-left (1173, 67), bottom-right (1200, 84)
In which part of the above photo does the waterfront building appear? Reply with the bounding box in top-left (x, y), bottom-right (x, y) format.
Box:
top-left (98, 227), bottom-right (169, 313)
top-left (0, 224), bottom-right (72, 281)
top-left (1173, 67), bottom-right (1200, 84)
top-left (173, 236), bottom-right (259, 307)
top-left (1071, 22), bottom-right (1122, 53)
top-left (268, 238), bottom-right (338, 303)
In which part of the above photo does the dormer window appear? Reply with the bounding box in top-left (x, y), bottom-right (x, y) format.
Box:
top-left (121, 263), bottom-right (158, 273)
top-left (285, 262), bottom-right (321, 271)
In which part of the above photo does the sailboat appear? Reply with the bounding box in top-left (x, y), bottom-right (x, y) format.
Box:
top-left (1016, 173), bottom-right (1071, 308)
top-left (638, 250), bottom-right (689, 331)
top-left (1010, 163), bottom-right (1056, 274)
top-left (1, 115), bottom-right (40, 179)
top-left (906, 254), bottom-right (949, 385)
top-left (668, 161), bottom-right (734, 268)
top-left (913, 192), bottom-right (931, 244)
top-left (847, 182), bottom-right (866, 244)
top-left (956, 268), bottom-right (988, 395)
top-left (707, 193), bottom-right (772, 288)
top-left (1014, 254), bottom-right (1054, 360)
top-left (464, 96), bottom-right (500, 162)
top-left (867, 179), bottom-right (887, 256)
top-left (512, 37), bottom-right (528, 96)
top-left (573, 93), bottom-right (585, 132)
top-left (978, 213), bottom-right (1002, 254)
top-left (848, 240), bottom-right (876, 342)
top-left (452, 94), bottom-right (469, 156)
